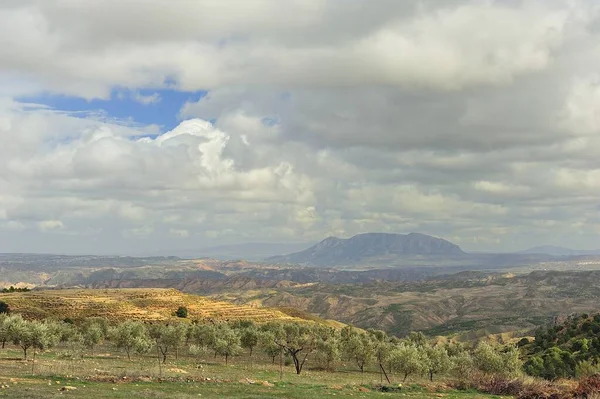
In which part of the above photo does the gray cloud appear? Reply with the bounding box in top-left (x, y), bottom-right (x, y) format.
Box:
top-left (0, 0), bottom-right (600, 253)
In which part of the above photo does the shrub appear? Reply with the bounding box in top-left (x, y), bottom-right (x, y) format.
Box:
top-left (478, 375), bottom-right (525, 396)
top-left (175, 306), bottom-right (188, 318)
top-left (575, 374), bottom-right (600, 398)
top-left (576, 360), bottom-right (600, 379)
top-left (0, 301), bottom-right (9, 314)
top-left (515, 379), bottom-right (573, 399)
top-left (474, 376), bottom-right (575, 399)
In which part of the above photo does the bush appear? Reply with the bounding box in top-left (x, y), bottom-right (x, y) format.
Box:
top-left (175, 306), bottom-right (188, 318)
top-left (515, 379), bottom-right (573, 399)
top-left (477, 376), bottom-right (525, 396)
top-left (474, 375), bottom-right (575, 399)
top-left (575, 374), bottom-right (600, 398)
top-left (0, 301), bottom-right (9, 314)
top-left (576, 360), bottom-right (600, 379)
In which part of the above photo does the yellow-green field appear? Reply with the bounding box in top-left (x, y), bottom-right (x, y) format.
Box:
top-left (0, 288), bottom-right (300, 323)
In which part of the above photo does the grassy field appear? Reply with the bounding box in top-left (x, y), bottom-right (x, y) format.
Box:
top-left (0, 379), bottom-right (509, 399)
top-left (0, 346), bottom-right (509, 399)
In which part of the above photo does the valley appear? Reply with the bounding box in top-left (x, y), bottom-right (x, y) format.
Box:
top-left (2, 235), bottom-right (600, 398)
top-left (2, 248), bottom-right (600, 341)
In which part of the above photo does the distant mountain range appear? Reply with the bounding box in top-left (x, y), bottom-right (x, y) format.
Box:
top-left (197, 242), bottom-right (313, 260)
top-left (517, 245), bottom-right (600, 257)
top-left (266, 232), bottom-right (466, 266)
top-left (146, 242), bottom-right (313, 260)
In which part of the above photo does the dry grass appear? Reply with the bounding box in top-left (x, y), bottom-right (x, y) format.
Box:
top-left (0, 288), bottom-right (301, 323)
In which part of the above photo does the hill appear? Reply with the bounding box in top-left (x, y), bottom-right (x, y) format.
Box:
top-left (523, 312), bottom-right (600, 379)
top-left (0, 288), bottom-right (301, 323)
top-left (518, 245), bottom-right (600, 256)
top-left (266, 232), bottom-right (466, 266)
top-left (209, 270), bottom-right (600, 338)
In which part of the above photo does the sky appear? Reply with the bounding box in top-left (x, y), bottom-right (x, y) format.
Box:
top-left (1, 0), bottom-right (600, 255)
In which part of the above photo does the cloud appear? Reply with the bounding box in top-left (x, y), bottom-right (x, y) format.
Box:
top-left (1, 1), bottom-right (600, 253)
top-left (38, 220), bottom-right (64, 232)
top-left (169, 229), bottom-right (189, 238)
top-left (132, 92), bottom-right (161, 105)
top-left (0, 1), bottom-right (578, 98)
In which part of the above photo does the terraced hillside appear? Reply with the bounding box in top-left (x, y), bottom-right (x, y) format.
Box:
top-left (0, 288), bottom-right (300, 323)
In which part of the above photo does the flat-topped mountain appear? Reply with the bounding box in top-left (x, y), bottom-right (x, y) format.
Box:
top-left (266, 232), bottom-right (466, 266)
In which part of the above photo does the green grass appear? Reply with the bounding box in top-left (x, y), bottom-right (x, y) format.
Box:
top-left (0, 345), bottom-right (510, 399)
top-left (0, 378), bottom-right (509, 398)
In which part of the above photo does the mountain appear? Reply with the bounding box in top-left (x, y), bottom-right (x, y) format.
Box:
top-left (197, 242), bottom-right (314, 260)
top-left (145, 242), bottom-right (313, 260)
top-left (266, 232), bottom-right (466, 266)
top-left (518, 245), bottom-right (600, 256)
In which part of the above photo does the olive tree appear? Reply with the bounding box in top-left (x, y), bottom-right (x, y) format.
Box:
top-left (212, 324), bottom-right (242, 365)
top-left (188, 323), bottom-right (217, 360)
top-left (8, 318), bottom-right (59, 375)
top-left (424, 345), bottom-right (451, 381)
top-left (407, 331), bottom-right (428, 348)
top-left (240, 326), bottom-right (260, 357)
top-left (259, 330), bottom-right (282, 364)
top-left (266, 322), bottom-right (321, 375)
top-left (369, 329), bottom-right (393, 383)
top-left (450, 351), bottom-right (474, 386)
top-left (473, 342), bottom-right (521, 377)
top-left (149, 323), bottom-right (187, 363)
top-left (81, 317), bottom-right (109, 356)
top-left (341, 328), bottom-right (375, 373)
top-left (109, 320), bottom-right (152, 360)
top-left (0, 313), bottom-right (12, 349)
top-left (387, 343), bottom-right (425, 382)
top-left (314, 328), bottom-right (341, 371)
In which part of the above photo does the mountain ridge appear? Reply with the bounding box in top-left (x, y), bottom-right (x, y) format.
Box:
top-left (517, 245), bottom-right (600, 256)
top-left (266, 232), bottom-right (466, 266)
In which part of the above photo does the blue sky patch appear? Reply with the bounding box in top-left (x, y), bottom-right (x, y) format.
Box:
top-left (18, 88), bottom-right (207, 132)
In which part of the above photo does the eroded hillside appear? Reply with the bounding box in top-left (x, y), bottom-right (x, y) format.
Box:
top-left (208, 271), bottom-right (600, 338)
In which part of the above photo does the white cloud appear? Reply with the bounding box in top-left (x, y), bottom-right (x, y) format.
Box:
top-left (38, 220), bottom-right (64, 232)
top-left (561, 74), bottom-right (600, 135)
top-left (0, 1), bottom-right (578, 98)
top-left (1, 1), bottom-right (600, 253)
top-left (132, 92), bottom-right (161, 105)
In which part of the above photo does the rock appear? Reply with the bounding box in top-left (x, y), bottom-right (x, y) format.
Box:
top-left (60, 386), bottom-right (77, 391)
